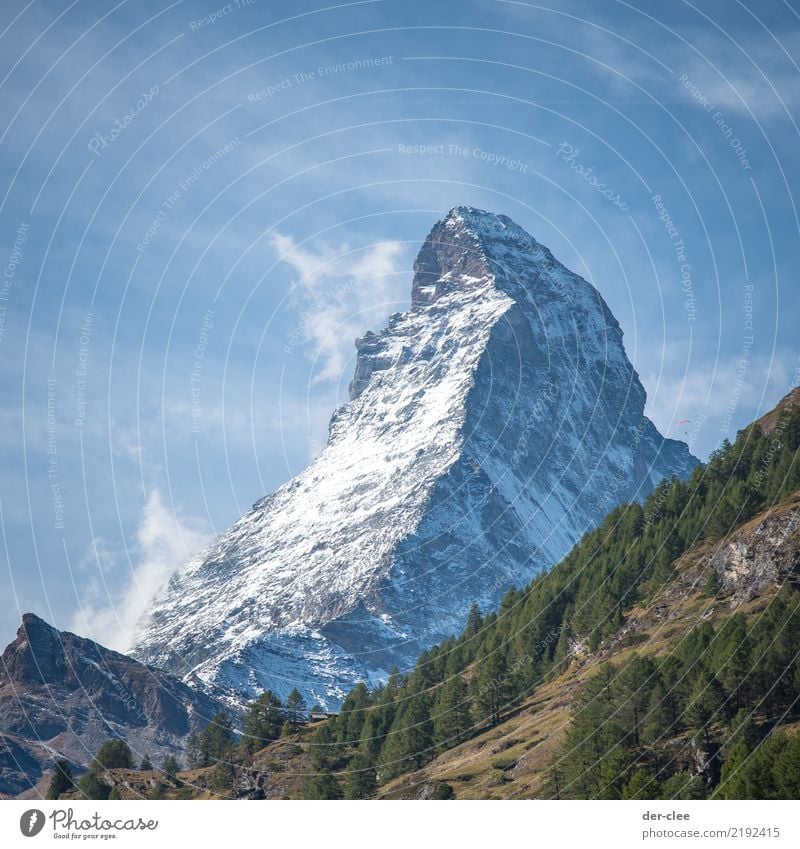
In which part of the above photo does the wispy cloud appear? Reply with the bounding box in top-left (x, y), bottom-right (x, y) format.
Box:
top-left (662, 27), bottom-right (800, 122)
top-left (271, 232), bottom-right (409, 385)
top-left (70, 490), bottom-right (209, 651)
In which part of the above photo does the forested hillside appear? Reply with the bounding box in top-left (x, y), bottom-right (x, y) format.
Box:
top-left (45, 392), bottom-right (800, 801)
top-left (294, 393), bottom-right (800, 799)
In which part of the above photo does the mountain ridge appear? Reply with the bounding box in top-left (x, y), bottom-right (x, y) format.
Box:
top-left (0, 612), bottom-right (222, 797)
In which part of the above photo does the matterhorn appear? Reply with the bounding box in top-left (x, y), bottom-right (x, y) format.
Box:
top-left (133, 207), bottom-right (696, 706)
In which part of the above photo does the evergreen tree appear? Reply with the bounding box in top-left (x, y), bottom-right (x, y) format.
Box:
top-left (432, 675), bottom-right (472, 751)
top-left (285, 688), bottom-right (307, 726)
top-left (140, 753), bottom-right (152, 771)
top-left (148, 781), bottom-right (167, 800)
top-left (302, 769), bottom-right (343, 800)
top-left (197, 712), bottom-right (236, 766)
top-left (713, 615), bottom-right (751, 709)
top-left (309, 719), bottom-right (341, 771)
top-left (465, 602), bottom-right (482, 638)
top-left (241, 692), bottom-right (284, 753)
top-left (186, 735), bottom-right (201, 768)
top-left (432, 782), bottom-right (455, 799)
top-left (359, 703), bottom-right (395, 762)
top-left (621, 769), bottom-right (659, 800)
top-left (92, 739), bottom-right (133, 770)
top-left (685, 673), bottom-right (725, 746)
top-left (380, 694), bottom-right (434, 780)
top-left (343, 752), bottom-right (377, 799)
top-left (46, 759), bottom-right (74, 799)
top-left (77, 770), bottom-right (111, 800)
top-left (160, 755), bottom-right (180, 782)
top-left (771, 733), bottom-right (800, 797)
top-left (337, 682), bottom-right (370, 744)
top-left (661, 772), bottom-right (708, 800)
top-left (471, 650), bottom-right (512, 726)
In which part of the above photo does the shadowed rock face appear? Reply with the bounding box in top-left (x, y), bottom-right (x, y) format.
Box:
top-left (0, 614), bottom-right (222, 796)
top-left (133, 207), bottom-right (698, 708)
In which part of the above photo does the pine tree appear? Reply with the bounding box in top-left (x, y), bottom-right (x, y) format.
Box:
top-left (197, 712), bottom-right (236, 766)
top-left (379, 694), bottom-right (434, 780)
top-left (359, 703), bottom-right (394, 762)
top-left (302, 769), bottom-right (343, 799)
top-left (713, 615), bottom-right (750, 709)
top-left (661, 772), bottom-right (707, 800)
top-left (160, 755), bottom-right (180, 782)
top-left (465, 602), bottom-right (482, 638)
top-left (771, 733), bottom-right (800, 797)
top-left (614, 655), bottom-right (655, 746)
top-left (338, 682), bottom-right (370, 744)
top-left (685, 673), bottom-right (725, 747)
top-left (140, 753), bottom-right (152, 771)
top-left (343, 752), bottom-right (377, 799)
top-left (285, 688), bottom-right (307, 726)
top-left (309, 719), bottom-right (340, 771)
top-left (621, 769), bottom-right (659, 800)
top-left (241, 692), bottom-right (284, 753)
top-left (432, 675), bottom-right (472, 751)
top-left (432, 782), bottom-right (455, 799)
top-left (471, 650), bottom-right (512, 726)
top-left (77, 770), bottom-right (111, 800)
top-left (186, 735), bottom-right (201, 768)
top-left (46, 759), bottom-right (74, 799)
top-left (92, 739), bottom-right (133, 770)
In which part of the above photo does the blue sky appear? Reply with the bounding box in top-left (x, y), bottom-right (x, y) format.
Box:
top-left (1, 0), bottom-right (799, 648)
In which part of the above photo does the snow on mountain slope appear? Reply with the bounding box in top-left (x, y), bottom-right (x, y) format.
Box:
top-left (133, 207), bottom-right (697, 707)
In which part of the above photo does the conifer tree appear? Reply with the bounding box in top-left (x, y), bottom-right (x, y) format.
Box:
top-left (343, 752), bottom-right (377, 799)
top-left (471, 650), bottom-right (512, 726)
top-left (309, 719), bottom-right (341, 771)
top-left (197, 712), bottom-right (236, 766)
top-left (379, 693), bottom-right (434, 780)
top-left (432, 675), bottom-right (472, 751)
top-left (186, 735), bottom-right (201, 768)
top-left (241, 691), bottom-right (284, 752)
top-left (285, 688), bottom-right (307, 726)
top-left (46, 759), bottom-right (74, 799)
top-left (302, 769), bottom-right (342, 799)
top-left (160, 755), bottom-right (181, 783)
top-left (93, 739), bottom-right (133, 770)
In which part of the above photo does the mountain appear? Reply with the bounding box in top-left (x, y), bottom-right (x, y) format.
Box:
top-left (133, 206), bottom-right (697, 707)
top-left (251, 392), bottom-right (800, 800)
top-left (0, 614), bottom-right (221, 797)
top-left (79, 388), bottom-right (800, 801)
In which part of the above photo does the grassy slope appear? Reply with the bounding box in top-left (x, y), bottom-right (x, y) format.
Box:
top-left (82, 494), bottom-right (799, 801)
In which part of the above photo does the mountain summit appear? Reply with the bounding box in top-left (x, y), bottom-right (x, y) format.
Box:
top-left (133, 207), bottom-right (697, 706)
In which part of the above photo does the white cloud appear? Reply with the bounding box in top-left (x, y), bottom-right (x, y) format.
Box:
top-left (663, 29), bottom-right (800, 122)
top-left (271, 232), bottom-right (410, 386)
top-left (70, 490), bottom-right (209, 651)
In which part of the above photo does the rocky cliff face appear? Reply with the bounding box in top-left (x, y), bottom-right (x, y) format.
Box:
top-left (0, 614), bottom-right (221, 796)
top-left (133, 206), bottom-right (697, 707)
top-left (707, 508), bottom-right (800, 607)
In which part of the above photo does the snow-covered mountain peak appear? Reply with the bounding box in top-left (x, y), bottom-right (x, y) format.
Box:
top-left (133, 208), bottom-right (697, 707)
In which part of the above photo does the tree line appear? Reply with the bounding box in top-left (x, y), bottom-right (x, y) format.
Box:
top-left (51, 401), bottom-right (800, 799)
top-left (299, 403), bottom-right (800, 797)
